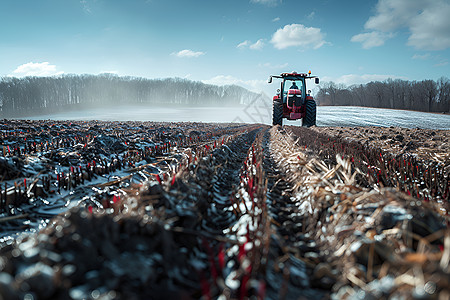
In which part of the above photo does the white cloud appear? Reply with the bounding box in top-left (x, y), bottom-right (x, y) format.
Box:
top-left (407, 1), bottom-right (450, 50)
top-left (258, 62), bottom-right (289, 69)
top-left (307, 12), bottom-right (315, 20)
top-left (10, 62), bottom-right (63, 77)
top-left (364, 0), bottom-right (422, 32)
top-left (412, 53), bottom-right (431, 60)
top-left (249, 39), bottom-right (265, 50)
top-left (172, 49), bottom-right (205, 58)
top-left (250, 0), bottom-right (281, 6)
top-left (351, 31), bottom-right (393, 49)
top-left (99, 70), bottom-right (119, 74)
top-left (354, 0), bottom-right (450, 50)
top-left (237, 40), bottom-right (250, 49)
top-left (434, 60), bottom-right (449, 67)
top-left (272, 17), bottom-right (280, 22)
top-left (80, 0), bottom-right (91, 13)
top-left (203, 75), bottom-right (242, 86)
top-left (411, 53), bottom-right (448, 66)
top-left (271, 24), bottom-right (326, 50)
top-left (322, 74), bottom-right (408, 86)
top-left (202, 75), bottom-right (268, 93)
top-left (237, 39), bottom-right (265, 50)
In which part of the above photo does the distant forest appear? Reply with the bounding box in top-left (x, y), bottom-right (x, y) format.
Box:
top-left (316, 77), bottom-right (450, 113)
top-left (0, 74), bottom-right (263, 117)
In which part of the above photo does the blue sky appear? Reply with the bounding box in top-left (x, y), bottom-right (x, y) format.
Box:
top-left (1, 0), bottom-right (449, 95)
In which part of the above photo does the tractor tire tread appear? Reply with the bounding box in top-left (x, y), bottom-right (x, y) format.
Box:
top-left (302, 99), bottom-right (316, 127)
top-left (273, 101), bottom-right (283, 126)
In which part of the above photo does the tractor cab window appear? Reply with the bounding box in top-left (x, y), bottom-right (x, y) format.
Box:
top-left (283, 81), bottom-right (303, 97)
top-left (289, 81), bottom-right (303, 90)
top-left (289, 81), bottom-right (300, 90)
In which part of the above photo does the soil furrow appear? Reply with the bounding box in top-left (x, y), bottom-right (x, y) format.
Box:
top-left (0, 120), bottom-right (448, 299)
top-left (269, 125), bottom-right (448, 299)
top-left (262, 129), bottom-right (329, 299)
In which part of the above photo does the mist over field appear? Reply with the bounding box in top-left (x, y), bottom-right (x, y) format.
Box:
top-left (0, 75), bottom-right (268, 118)
top-left (17, 104), bottom-right (450, 130)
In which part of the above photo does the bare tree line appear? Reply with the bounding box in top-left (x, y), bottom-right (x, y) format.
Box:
top-left (316, 77), bottom-right (450, 113)
top-left (0, 74), bottom-right (261, 117)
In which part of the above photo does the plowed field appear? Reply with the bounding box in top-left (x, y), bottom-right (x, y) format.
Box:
top-left (0, 120), bottom-right (448, 299)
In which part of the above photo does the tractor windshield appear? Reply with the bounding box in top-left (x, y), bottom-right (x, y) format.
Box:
top-left (283, 80), bottom-right (303, 98)
top-left (288, 81), bottom-right (302, 90)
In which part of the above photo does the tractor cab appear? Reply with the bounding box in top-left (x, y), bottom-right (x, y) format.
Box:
top-left (268, 71), bottom-right (319, 127)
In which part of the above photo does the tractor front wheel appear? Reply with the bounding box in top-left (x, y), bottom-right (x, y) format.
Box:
top-left (272, 100), bottom-right (283, 126)
top-left (302, 99), bottom-right (316, 127)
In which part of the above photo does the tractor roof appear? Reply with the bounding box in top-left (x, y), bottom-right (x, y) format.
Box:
top-left (270, 72), bottom-right (317, 81)
top-left (281, 72), bottom-right (309, 77)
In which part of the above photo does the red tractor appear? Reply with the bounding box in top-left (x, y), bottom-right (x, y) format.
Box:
top-left (268, 71), bottom-right (319, 127)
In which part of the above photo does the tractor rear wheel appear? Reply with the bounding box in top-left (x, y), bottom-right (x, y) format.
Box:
top-left (272, 100), bottom-right (283, 126)
top-left (302, 99), bottom-right (316, 127)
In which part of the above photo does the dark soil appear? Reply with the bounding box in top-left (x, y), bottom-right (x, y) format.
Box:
top-left (0, 121), bottom-right (448, 299)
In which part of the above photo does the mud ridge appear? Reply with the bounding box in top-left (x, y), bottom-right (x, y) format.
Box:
top-left (271, 125), bottom-right (449, 299)
top-left (0, 121), bottom-right (448, 299)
